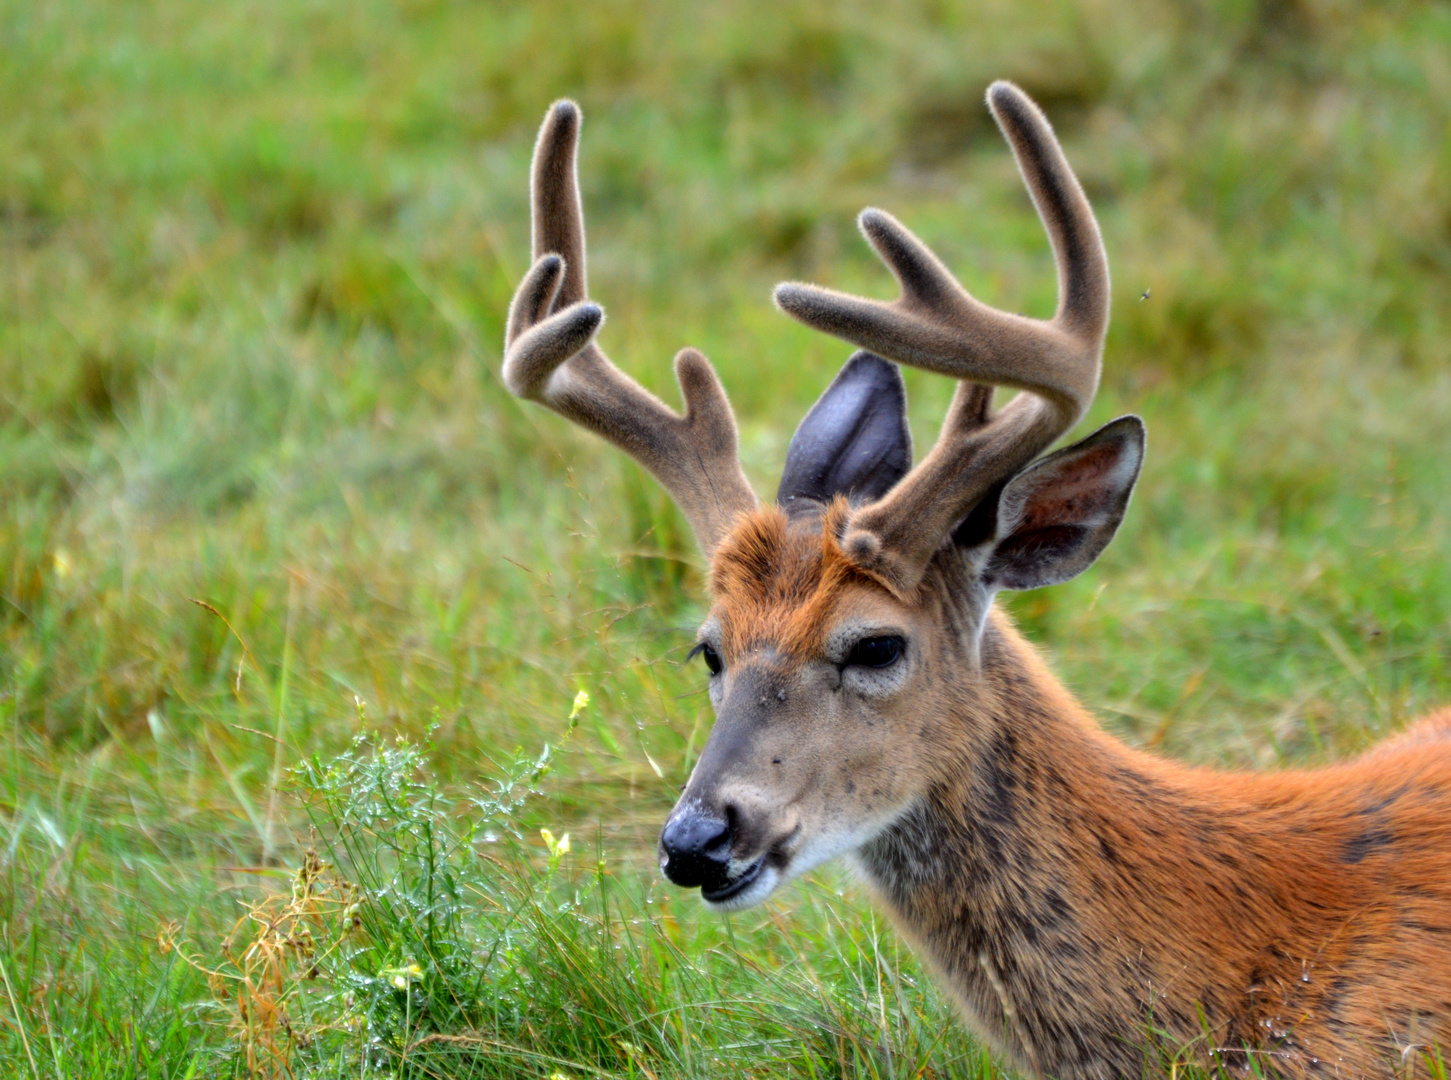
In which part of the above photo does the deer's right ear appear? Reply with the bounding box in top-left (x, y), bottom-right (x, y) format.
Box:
top-left (958, 416), bottom-right (1145, 593)
top-left (777, 351), bottom-right (911, 514)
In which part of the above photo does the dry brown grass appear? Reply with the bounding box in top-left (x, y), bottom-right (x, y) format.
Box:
top-left (161, 850), bottom-right (360, 1079)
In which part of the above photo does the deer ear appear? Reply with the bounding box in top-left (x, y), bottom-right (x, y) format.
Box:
top-left (964, 416), bottom-right (1145, 592)
top-left (777, 351), bottom-right (912, 514)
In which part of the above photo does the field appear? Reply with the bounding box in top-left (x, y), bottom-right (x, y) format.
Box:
top-left (3, 0), bottom-right (1451, 1075)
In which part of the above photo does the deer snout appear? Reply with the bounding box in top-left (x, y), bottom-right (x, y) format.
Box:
top-left (658, 808), bottom-right (734, 891)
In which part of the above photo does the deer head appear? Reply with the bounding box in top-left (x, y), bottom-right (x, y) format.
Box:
top-left (503, 84), bottom-right (1144, 910)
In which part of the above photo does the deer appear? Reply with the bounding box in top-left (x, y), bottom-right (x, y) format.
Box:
top-left (500, 84), bottom-right (1451, 1079)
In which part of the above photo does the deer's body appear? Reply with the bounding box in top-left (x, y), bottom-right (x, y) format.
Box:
top-left (501, 85), bottom-right (1451, 1076)
top-left (866, 618), bottom-right (1451, 1078)
top-left (863, 687), bottom-right (1451, 1079)
top-left (712, 505), bottom-right (1451, 1078)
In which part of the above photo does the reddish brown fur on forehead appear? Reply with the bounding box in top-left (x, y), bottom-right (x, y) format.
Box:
top-left (709, 500), bottom-right (885, 658)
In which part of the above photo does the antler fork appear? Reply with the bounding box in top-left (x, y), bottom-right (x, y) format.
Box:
top-left (503, 102), bottom-right (758, 555)
top-left (774, 81), bottom-right (1109, 594)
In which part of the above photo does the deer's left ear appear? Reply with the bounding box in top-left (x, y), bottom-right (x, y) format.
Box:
top-left (958, 416), bottom-right (1145, 592)
top-left (777, 351), bottom-right (912, 514)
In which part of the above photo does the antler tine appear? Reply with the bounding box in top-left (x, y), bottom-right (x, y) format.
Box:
top-left (530, 100), bottom-right (588, 310)
top-left (771, 81), bottom-right (1109, 593)
top-left (502, 101), bottom-right (757, 555)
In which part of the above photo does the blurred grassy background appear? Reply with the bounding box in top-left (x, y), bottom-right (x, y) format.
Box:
top-left (2, 0), bottom-right (1450, 1074)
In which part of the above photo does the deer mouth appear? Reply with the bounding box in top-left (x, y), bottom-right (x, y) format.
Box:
top-left (699, 826), bottom-right (799, 909)
top-left (700, 856), bottom-right (765, 904)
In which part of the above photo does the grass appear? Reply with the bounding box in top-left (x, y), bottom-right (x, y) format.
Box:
top-left (2, 0), bottom-right (1451, 1074)
top-left (157, 729), bottom-right (991, 1079)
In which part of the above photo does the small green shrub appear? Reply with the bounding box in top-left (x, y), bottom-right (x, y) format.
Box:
top-left (166, 720), bottom-right (994, 1078)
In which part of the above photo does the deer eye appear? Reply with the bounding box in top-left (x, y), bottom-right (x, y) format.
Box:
top-left (844, 636), bottom-right (905, 669)
top-left (689, 642), bottom-right (723, 676)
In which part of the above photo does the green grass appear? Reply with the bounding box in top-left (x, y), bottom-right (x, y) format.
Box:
top-left (2, 0), bottom-right (1451, 1074)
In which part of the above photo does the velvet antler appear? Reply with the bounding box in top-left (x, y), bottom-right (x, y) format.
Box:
top-left (503, 101), bottom-right (758, 555)
top-left (774, 81), bottom-right (1108, 593)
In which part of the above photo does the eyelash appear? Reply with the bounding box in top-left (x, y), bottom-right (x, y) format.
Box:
top-left (688, 641), bottom-right (723, 676)
top-left (687, 637), bottom-right (903, 674)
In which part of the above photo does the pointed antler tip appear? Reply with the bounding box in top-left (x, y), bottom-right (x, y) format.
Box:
top-left (987, 80), bottom-right (1032, 113)
top-left (549, 99), bottom-right (581, 123)
top-left (772, 282), bottom-right (812, 313)
top-left (537, 100), bottom-right (582, 148)
top-left (986, 80), bottom-right (1020, 103)
top-left (986, 80), bottom-right (1047, 135)
top-left (857, 207), bottom-right (889, 232)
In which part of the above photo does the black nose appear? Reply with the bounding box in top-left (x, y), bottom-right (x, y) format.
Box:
top-left (659, 810), bottom-right (733, 892)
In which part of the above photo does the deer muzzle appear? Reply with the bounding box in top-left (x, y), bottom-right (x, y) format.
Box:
top-left (659, 661), bottom-right (814, 907)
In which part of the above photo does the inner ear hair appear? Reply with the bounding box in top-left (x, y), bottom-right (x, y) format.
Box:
top-left (980, 415), bottom-right (1146, 593)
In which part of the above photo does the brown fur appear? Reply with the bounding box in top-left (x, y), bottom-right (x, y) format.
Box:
top-left (711, 501), bottom-right (887, 658)
top-left (704, 512), bottom-right (1451, 1079)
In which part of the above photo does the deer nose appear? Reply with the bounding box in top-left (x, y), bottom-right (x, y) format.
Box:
top-left (659, 809), bottom-right (733, 891)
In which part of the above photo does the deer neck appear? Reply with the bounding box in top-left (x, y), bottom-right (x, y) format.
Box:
top-left (850, 610), bottom-right (1308, 1079)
